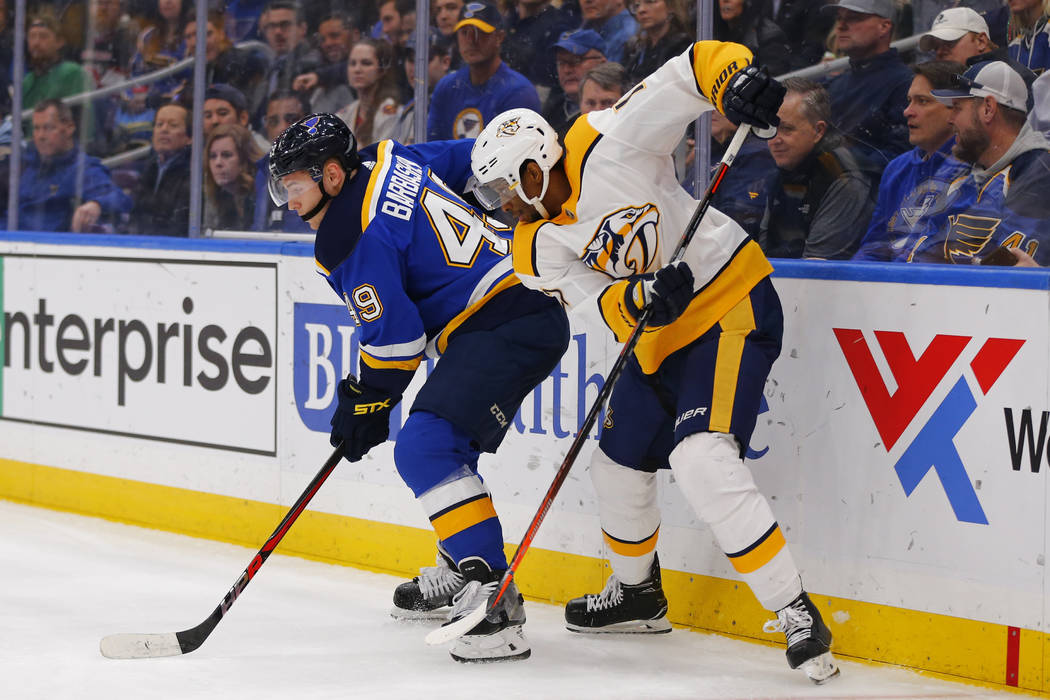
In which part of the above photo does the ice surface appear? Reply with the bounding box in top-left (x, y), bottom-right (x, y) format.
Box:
top-left (0, 499), bottom-right (1011, 699)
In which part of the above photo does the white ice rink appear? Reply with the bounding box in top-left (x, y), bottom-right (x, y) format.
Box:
top-left (1, 499), bottom-right (1016, 700)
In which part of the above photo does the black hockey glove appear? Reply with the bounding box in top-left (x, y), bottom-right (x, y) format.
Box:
top-left (722, 65), bottom-right (786, 132)
top-left (625, 261), bottom-right (695, 327)
top-left (330, 376), bottom-right (398, 462)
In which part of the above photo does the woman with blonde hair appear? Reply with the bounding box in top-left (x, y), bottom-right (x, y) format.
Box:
top-left (622, 0), bottom-right (694, 87)
top-left (336, 38), bottom-right (403, 146)
top-left (1008, 0), bottom-right (1050, 72)
top-left (204, 123), bottom-right (263, 232)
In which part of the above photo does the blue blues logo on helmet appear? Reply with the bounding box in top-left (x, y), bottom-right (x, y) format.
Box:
top-left (267, 113), bottom-right (360, 207)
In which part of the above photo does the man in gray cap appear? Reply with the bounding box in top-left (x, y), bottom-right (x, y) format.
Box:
top-left (909, 60), bottom-right (1050, 264)
top-left (822, 0), bottom-right (913, 168)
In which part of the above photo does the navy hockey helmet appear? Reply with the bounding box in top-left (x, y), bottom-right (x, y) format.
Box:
top-left (268, 113), bottom-right (361, 218)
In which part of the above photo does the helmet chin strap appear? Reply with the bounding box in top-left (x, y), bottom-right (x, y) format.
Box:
top-left (520, 168), bottom-right (552, 219)
top-left (300, 182), bottom-right (333, 222)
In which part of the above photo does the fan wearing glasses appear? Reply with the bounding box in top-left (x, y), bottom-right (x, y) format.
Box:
top-left (543, 29), bottom-right (608, 135)
top-left (252, 90), bottom-right (314, 233)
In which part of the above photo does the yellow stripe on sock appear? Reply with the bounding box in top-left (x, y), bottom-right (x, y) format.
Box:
top-left (603, 527), bottom-right (659, 557)
top-left (727, 524), bottom-right (785, 574)
top-left (429, 496), bottom-right (498, 541)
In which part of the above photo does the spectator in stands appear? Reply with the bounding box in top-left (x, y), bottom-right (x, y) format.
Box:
top-left (182, 12), bottom-right (269, 117)
top-left (23, 14), bottom-right (92, 113)
top-left (128, 101), bottom-right (192, 236)
top-left (714, 0), bottom-right (792, 77)
top-left (261, 0), bottom-right (320, 96)
top-left (544, 29), bottom-right (606, 134)
top-left (130, 0), bottom-right (189, 88)
top-left (579, 61), bottom-right (627, 113)
top-left (201, 83), bottom-right (270, 152)
top-left (1008, 0), bottom-right (1050, 73)
top-left (15, 100), bottom-right (132, 232)
top-left (622, 0), bottom-right (692, 87)
top-left (913, 1), bottom-right (1008, 51)
top-left (396, 32), bottom-right (452, 143)
top-left (291, 10), bottom-right (361, 113)
top-left (254, 91), bottom-right (313, 232)
top-left (336, 38), bottom-right (403, 146)
top-left (908, 60), bottom-right (1050, 264)
top-left (919, 8), bottom-right (996, 63)
top-left (762, 0), bottom-right (835, 69)
top-left (580, 0), bottom-right (637, 63)
top-left (0, 0), bottom-right (11, 117)
top-left (81, 0), bottom-right (139, 88)
top-left (204, 123), bottom-right (264, 231)
top-left (503, 0), bottom-right (576, 92)
top-left (427, 1), bottom-right (540, 139)
top-left (853, 61), bottom-right (971, 261)
top-left (705, 110), bottom-right (776, 237)
top-left (759, 78), bottom-right (875, 259)
top-left (434, 0), bottom-right (465, 41)
top-left (224, 0), bottom-right (268, 42)
top-left (822, 0), bottom-right (913, 166)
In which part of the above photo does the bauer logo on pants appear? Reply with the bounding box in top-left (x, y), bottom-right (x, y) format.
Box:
top-left (834, 328), bottom-right (1025, 525)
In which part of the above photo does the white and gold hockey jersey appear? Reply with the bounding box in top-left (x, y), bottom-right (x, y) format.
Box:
top-left (512, 41), bottom-right (773, 374)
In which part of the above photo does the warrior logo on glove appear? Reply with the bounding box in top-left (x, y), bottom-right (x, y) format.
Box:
top-left (583, 204), bottom-right (661, 277)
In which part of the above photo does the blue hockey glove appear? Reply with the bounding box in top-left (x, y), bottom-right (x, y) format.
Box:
top-left (625, 261), bottom-right (695, 327)
top-left (722, 65), bottom-right (785, 132)
top-left (330, 377), bottom-right (398, 462)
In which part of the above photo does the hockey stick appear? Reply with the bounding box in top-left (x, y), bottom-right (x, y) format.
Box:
top-left (426, 123), bottom-right (756, 645)
top-left (100, 444), bottom-right (345, 659)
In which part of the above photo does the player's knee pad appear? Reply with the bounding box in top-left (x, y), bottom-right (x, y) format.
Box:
top-left (590, 448), bottom-right (660, 539)
top-left (668, 432), bottom-right (761, 526)
top-left (393, 410), bottom-right (481, 497)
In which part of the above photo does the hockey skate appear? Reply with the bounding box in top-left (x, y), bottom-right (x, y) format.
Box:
top-left (763, 591), bottom-right (840, 684)
top-left (446, 557), bottom-right (530, 663)
top-left (564, 555), bottom-right (671, 634)
top-left (391, 549), bottom-right (465, 621)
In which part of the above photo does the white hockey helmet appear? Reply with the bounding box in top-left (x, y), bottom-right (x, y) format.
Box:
top-left (470, 108), bottom-right (564, 218)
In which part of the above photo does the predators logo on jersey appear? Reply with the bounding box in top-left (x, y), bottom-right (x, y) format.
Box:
top-left (582, 204), bottom-right (661, 277)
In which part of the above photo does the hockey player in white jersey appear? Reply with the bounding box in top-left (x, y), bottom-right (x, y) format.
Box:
top-left (469, 41), bottom-right (839, 683)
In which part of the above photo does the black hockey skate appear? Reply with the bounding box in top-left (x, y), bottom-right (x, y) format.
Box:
top-left (447, 557), bottom-right (530, 663)
top-left (763, 591), bottom-right (840, 684)
top-left (564, 554), bottom-right (671, 634)
top-left (391, 549), bottom-right (466, 621)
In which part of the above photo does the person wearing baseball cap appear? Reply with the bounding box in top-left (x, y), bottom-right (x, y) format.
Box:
top-left (821, 0), bottom-right (914, 165)
top-left (427, 1), bottom-right (541, 140)
top-left (920, 8), bottom-right (994, 63)
top-left (909, 59), bottom-right (1050, 265)
top-left (544, 29), bottom-right (608, 135)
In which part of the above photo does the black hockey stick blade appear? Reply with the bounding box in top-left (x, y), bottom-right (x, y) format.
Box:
top-left (427, 124), bottom-right (755, 646)
top-left (100, 444), bottom-right (345, 659)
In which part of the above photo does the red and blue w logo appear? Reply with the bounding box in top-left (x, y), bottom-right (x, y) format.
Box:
top-left (834, 329), bottom-right (1025, 525)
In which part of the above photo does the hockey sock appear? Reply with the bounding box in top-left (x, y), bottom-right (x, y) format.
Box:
top-left (669, 432), bottom-right (802, 611)
top-left (590, 448), bottom-right (661, 585)
top-left (394, 411), bottom-right (509, 570)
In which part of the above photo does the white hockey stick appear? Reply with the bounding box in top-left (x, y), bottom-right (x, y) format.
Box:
top-left (426, 123), bottom-right (756, 647)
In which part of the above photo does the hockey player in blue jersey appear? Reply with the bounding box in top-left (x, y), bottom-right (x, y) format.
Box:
top-left (268, 114), bottom-right (570, 663)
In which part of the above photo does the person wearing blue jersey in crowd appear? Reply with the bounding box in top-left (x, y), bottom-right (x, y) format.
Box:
top-left (1008, 0), bottom-right (1050, 74)
top-left (853, 61), bottom-right (971, 262)
top-left (821, 0), bottom-right (914, 168)
top-left (427, 1), bottom-right (541, 140)
top-left (905, 60), bottom-right (1050, 264)
top-left (267, 114), bottom-right (569, 663)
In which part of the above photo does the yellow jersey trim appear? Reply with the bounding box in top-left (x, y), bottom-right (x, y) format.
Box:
top-left (360, 351), bottom-right (422, 372)
top-left (434, 274), bottom-right (520, 355)
top-left (361, 140), bottom-right (393, 231)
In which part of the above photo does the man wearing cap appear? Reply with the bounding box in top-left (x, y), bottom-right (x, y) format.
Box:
top-left (910, 60), bottom-right (1050, 264)
top-left (543, 29), bottom-right (608, 135)
top-left (920, 8), bottom-right (995, 64)
top-left (580, 0), bottom-right (637, 64)
top-left (22, 14), bottom-right (93, 139)
top-left (202, 84), bottom-right (270, 153)
top-left (822, 0), bottom-right (913, 167)
top-left (853, 61), bottom-right (971, 261)
top-left (426, 1), bottom-right (541, 140)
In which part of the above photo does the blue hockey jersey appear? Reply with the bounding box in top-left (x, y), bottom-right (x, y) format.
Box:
top-left (313, 138), bottom-right (550, 395)
top-left (852, 140), bottom-right (969, 262)
top-left (1010, 16), bottom-right (1050, 75)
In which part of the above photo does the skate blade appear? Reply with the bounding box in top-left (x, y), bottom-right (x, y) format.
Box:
top-left (801, 652), bottom-right (840, 684)
top-left (566, 617), bottom-right (672, 634)
top-left (449, 625), bottom-right (531, 663)
top-left (390, 606), bottom-right (449, 621)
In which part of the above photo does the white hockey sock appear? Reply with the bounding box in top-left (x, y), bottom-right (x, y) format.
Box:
top-left (669, 432), bottom-right (802, 611)
top-left (590, 448), bottom-right (661, 585)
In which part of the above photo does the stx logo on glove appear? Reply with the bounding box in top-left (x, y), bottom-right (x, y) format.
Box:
top-left (354, 398), bottom-right (393, 415)
top-left (835, 328), bottom-right (1025, 525)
